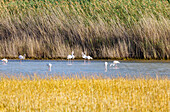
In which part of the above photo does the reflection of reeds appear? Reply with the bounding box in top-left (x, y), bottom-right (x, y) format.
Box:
top-left (0, 0), bottom-right (169, 59)
top-left (0, 75), bottom-right (169, 111)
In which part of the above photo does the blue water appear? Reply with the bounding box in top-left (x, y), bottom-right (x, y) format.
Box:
top-left (0, 60), bottom-right (169, 78)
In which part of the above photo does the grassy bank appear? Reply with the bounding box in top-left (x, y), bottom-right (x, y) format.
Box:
top-left (0, 0), bottom-right (169, 59)
top-left (0, 75), bottom-right (169, 111)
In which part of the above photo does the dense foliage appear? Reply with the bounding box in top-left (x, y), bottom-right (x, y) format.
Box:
top-left (0, 0), bottom-right (169, 59)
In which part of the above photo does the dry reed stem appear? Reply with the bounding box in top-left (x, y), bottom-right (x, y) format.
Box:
top-left (0, 75), bottom-right (169, 111)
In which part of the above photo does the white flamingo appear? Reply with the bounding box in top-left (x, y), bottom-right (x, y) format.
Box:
top-left (47, 63), bottom-right (52, 71)
top-left (82, 52), bottom-right (87, 64)
top-left (1, 58), bottom-right (8, 64)
top-left (86, 55), bottom-right (93, 60)
top-left (105, 62), bottom-right (108, 72)
top-left (71, 51), bottom-right (75, 59)
top-left (67, 51), bottom-right (75, 64)
top-left (19, 54), bottom-right (26, 63)
top-left (82, 52), bottom-right (93, 63)
top-left (82, 52), bottom-right (86, 59)
top-left (110, 60), bottom-right (120, 67)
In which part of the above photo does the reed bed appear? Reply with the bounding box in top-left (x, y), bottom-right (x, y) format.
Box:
top-left (0, 75), bottom-right (169, 111)
top-left (0, 0), bottom-right (169, 59)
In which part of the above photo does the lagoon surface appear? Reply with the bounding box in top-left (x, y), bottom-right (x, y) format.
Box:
top-left (0, 60), bottom-right (169, 78)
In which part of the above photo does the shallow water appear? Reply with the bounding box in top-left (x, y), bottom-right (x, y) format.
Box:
top-left (0, 60), bottom-right (169, 78)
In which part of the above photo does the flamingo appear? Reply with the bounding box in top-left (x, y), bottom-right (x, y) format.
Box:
top-left (71, 51), bottom-right (75, 59)
top-left (19, 54), bottom-right (26, 63)
top-left (105, 62), bottom-right (108, 72)
top-left (47, 63), bottom-right (52, 71)
top-left (82, 52), bottom-right (87, 64)
top-left (110, 60), bottom-right (120, 67)
top-left (86, 55), bottom-right (93, 60)
top-left (1, 58), bottom-right (8, 64)
top-left (67, 51), bottom-right (75, 64)
top-left (82, 52), bottom-right (93, 63)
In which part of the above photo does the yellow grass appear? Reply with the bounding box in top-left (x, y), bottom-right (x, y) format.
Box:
top-left (0, 75), bottom-right (169, 111)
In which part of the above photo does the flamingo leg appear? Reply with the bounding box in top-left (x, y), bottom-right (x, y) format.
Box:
top-left (48, 67), bottom-right (51, 71)
top-left (105, 67), bottom-right (107, 72)
top-left (88, 60), bottom-right (90, 64)
top-left (68, 59), bottom-right (69, 64)
top-left (115, 64), bottom-right (117, 67)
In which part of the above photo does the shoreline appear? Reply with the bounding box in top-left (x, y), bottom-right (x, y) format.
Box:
top-left (2, 58), bottom-right (170, 62)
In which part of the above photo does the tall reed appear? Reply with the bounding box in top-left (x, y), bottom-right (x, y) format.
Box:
top-left (0, 0), bottom-right (169, 59)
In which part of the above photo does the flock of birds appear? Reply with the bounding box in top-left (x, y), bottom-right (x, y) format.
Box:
top-left (1, 51), bottom-right (120, 71)
top-left (1, 54), bottom-right (26, 64)
top-left (66, 51), bottom-right (93, 61)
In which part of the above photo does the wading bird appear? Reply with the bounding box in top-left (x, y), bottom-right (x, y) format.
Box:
top-left (47, 63), bottom-right (52, 71)
top-left (19, 54), bottom-right (26, 63)
top-left (82, 52), bottom-right (93, 63)
top-left (67, 51), bottom-right (75, 64)
top-left (1, 58), bottom-right (8, 64)
top-left (110, 60), bottom-right (120, 67)
top-left (105, 62), bottom-right (108, 72)
top-left (86, 55), bottom-right (93, 60)
top-left (82, 52), bottom-right (87, 64)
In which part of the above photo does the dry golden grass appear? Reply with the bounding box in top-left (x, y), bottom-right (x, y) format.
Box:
top-left (0, 75), bottom-right (169, 111)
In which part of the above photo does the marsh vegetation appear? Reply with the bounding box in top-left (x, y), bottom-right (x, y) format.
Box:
top-left (0, 0), bottom-right (169, 59)
top-left (0, 75), bottom-right (169, 111)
